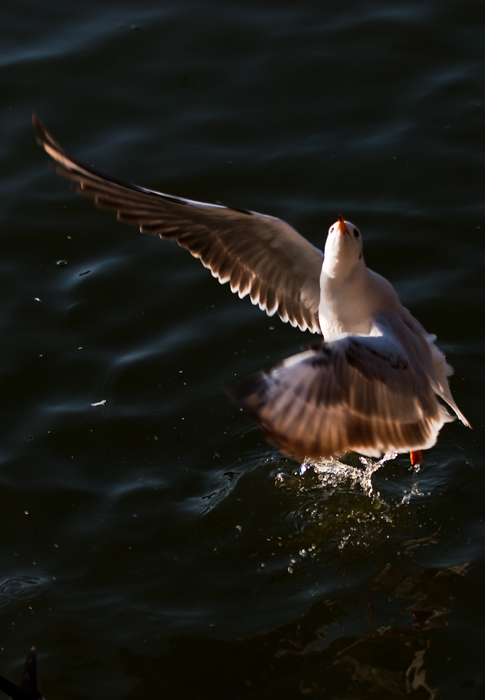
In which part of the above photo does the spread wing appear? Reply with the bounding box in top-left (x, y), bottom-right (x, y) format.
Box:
top-left (33, 114), bottom-right (323, 333)
top-left (226, 316), bottom-right (455, 461)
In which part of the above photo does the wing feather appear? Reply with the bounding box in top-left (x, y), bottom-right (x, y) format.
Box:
top-left (226, 317), bottom-right (455, 461)
top-left (34, 114), bottom-right (323, 333)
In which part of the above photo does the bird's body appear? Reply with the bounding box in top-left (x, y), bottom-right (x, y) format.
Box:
top-left (33, 115), bottom-right (470, 464)
top-left (227, 217), bottom-right (469, 461)
top-left (320, 260), bottom-right (399, 339)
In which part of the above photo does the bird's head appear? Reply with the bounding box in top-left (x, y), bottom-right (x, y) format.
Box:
top-left (323, 215), bottom-right (364, 277)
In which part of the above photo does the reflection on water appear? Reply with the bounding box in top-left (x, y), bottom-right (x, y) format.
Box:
top-left (119, 559), bottom-right (469, 699)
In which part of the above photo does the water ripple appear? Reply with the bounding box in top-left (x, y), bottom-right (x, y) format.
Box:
top-left (0, 575), bottom-right (48, 608)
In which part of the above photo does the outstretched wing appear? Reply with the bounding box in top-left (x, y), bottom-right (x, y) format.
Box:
top-left (226, 317), bottom-right (455, 461)
top-left (33, 115), bottom-right (323, 333)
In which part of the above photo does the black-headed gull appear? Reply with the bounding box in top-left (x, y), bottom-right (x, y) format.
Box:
top-left (33, 115), bottom-right (470, 464)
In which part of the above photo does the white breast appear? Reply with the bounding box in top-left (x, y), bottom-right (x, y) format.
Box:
top-left (318, 265), bottom-right (401, 339)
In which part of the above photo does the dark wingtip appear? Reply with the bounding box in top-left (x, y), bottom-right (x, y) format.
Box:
top-left (223, 371), bottom-right (265, 408)
top-left (33, 112), bottom-right (50, 151)
top-left (32, 113), bottom-right (46, 139)
top-left (224, 370), bottom-right (279, 439)
top-left (225, 376), bottom-right (302, 459)
top-left (32, 113), bottom-right (66, 158)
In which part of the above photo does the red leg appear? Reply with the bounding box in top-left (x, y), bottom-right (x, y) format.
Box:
top-left (409, 450), bottom-right (423, 467)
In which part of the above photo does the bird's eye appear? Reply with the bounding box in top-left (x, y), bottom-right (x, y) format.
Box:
top-left (354, 229), bottom-right (360, 238)
top-left (330, 226), bottom-right (335, 233)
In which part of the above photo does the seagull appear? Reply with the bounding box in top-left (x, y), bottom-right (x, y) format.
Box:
top-left (33, 115), bottom-right (470, 465)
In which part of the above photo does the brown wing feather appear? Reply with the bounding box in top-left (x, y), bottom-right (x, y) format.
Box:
top-left (226, 321), bottom-right (454, 461)
top-left (33, 114), bottom-right (323, 333)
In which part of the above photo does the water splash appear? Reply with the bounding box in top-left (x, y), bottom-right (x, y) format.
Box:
top-left (300, 450), bottom-right (398, 496)
top-left (401, 464), bottom-right (426, 504)
top-left (273, 452), bottom-right (420, 555)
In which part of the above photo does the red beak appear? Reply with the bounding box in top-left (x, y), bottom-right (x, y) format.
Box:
top-left (337, 214), bottom-right (349, 234)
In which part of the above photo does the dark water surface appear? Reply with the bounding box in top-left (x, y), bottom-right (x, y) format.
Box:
top-left (1, 0), bottom-right (484, 697)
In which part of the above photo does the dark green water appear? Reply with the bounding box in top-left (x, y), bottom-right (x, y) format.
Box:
top-left (1, 0), bottom-right (484, 697)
